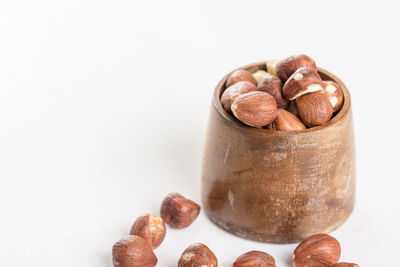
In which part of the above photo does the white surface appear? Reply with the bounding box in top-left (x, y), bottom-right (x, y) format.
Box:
top-left (0, 1), bottom-right (399, 266)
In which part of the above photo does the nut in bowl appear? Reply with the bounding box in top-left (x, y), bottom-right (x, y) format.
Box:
top-left (220, 56), bottom-right (344, 130)
top-left (202, 55), bottom-right (355, 243)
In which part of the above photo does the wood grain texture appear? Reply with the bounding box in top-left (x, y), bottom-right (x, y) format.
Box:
top-left (201, 62), bottom-right (355, 243)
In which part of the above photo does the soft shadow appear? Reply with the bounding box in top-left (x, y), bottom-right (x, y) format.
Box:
top-left (285, 251), bottom-right (293, 266)
top-left (100, 252), bottom-right (112, 267)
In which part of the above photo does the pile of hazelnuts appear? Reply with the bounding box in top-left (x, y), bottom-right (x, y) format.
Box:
top-left (221, 55), bottom-right (344, 130)
top-left (112, 193), bottom-right (202, 267)
top-left (112, 192), bottom-right (358, 267)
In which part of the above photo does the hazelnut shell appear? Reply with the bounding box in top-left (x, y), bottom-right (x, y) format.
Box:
top-left (112, 235), bottom-right (157, 267)
top-left (160, 192), bottom-right (200, 228)
top-left (178, 243), bottom-right (218, 267)
top-left (221, 81), bottom-right (257, 111)
top-left (129, 214), bottom-right (166, 249)
top-left (292, 234), bottom-right (341, 267)
top-left (231, 91), bottom-right (277, 128)
top-left (257, 74), bottom-right (289, 109)
top-left (269, 109), bottom-right (305, 131)
top-left (233, 251), bottom-right (276, 267)
top-left (226, 69), bottom-right (257, 88)
top-left (296, 91), bottom-right (333, 127)
top-left (282, 67), bottom-right (323, 100)
top-left (322, 80), bottom-right (344, 113)
top-left (276, 54), bottom-right (317, 82)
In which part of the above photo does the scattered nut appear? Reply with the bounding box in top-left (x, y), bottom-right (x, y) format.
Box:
top-left (129, 214), bottom-right (166, 249)
top-left (268, 109), bottom-right (305, 131)
top-left (112, 235), bottom-right (157, 267)
top-left (276, 54), bottom-right (317, 82)
top-left (282, 67), bottom-right (323, 100)
top-left (178, 243), bottom-right (218, 267)
top-left (226, 69), bottom-right (257, 88)
top-left (221, 81), bottom-right (257, 111)
top-left (257, 73), bottom-right (289, 109)
top-left (292, 233), bottom-right (341, 267)
top-left (252, 69), bottom-right (270, 85)
top-left (160, 192), bottom-right (201, 228)
top-left (231, 91), bottom-right (277, 128)
top-left (322, 81), bottom-right (344, 113)
top-left (232, 251), bottom-right (276, 267)
top-left (296, 91), bottom-right (333, 126)
top-left (287, 101), bottom-right (298, 116)
top-left (333, 263), bottom-right (359, 267)
top-left (266, 60), bottom-right (278, 76)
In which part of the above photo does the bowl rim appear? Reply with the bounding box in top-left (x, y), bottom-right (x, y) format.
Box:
top-left (213, 61), bottom-right (351, 135)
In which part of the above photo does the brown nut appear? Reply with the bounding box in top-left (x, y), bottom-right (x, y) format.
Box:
top-left (221, 81), bottom-right (257, 111)
top-left (276, 54), bottom-right (317, 82)
top-left (322, 81), bottom-right (344, 113)
top-left (282, 67), bottom-right (323, 100)
top-left (296, 91), bottom-right (333, 126)
top-left (266, 60), bottom-right (278, 76)
top-left (112, 235), bottom-right (157, 267)
top-left (292, 233), bottom-right (341, 267)
top-left (160, 192), bottom-right (200, 228)
top-left (226, 69), bottom-right (257, 88)
top-left (265, 121), bottom-right (276, 130)
top-left (287, 101), bottom-right (298, 116)
top-left (257, 73), bottom-right (289, 109)
top-left (129, 214), bottom-right (166, 249)
top-left (178, 243), bottom-right (218, 267)
top-left (231, 91), bottom-right (277, 128)
top-left (268, 109), bottom-right (305, 131)
top-left (333, 263), bottom-right (359, 267)
top-left (252, 70), bottom-right (270, 85)
top-left (232, 251), bottom-right (276, 267)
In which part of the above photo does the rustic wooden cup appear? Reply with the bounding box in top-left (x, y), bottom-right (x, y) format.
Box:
top-left (201, 62), bottom-right (355, 243)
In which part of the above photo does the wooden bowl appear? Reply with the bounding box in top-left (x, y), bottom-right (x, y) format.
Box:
top-left (201, 62), bottom-right (355, 243)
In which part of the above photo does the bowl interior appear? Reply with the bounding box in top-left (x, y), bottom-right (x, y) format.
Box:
top-left (214, 62), bottom-right (351, 135)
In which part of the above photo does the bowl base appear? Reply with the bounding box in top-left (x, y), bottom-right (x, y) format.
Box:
top-left (206, 210), bottom-right (352, 244)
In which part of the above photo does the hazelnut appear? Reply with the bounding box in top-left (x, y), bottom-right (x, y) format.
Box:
top-left (221, 81), bottom-right (257, 111)
top-left (266, 60), bottom-right (278, 76)
top-left (178, 243), bottom-right (218, 267)
top-left (160, 192), bottom-right (200, 228)
top-left (266, 123), bottom-right (276, 130)
top-left (112, 235), bottom-right (157, 267)
top-left (292, 233), bottom-right (341, 267)
top-left (282, 67), bottom-right (323, 100)
top-left (232, 251), bottom-right (276, 267)
top-left (296, 91), bottom-right (333, 126)
top-left (129, 214), bottom-right (166, 249)
top-left (287, 101), bottom-right (298, 116)
top-left (333, 263), bottom-right (359, 267)
top-left (268, 109), bottom-right (305, 131)
top-left (276, 54), bottom-right (317, 82)
top-left (226, 69), bottom-right (257, 88)
top-left (257, 73), bottom-right (289, 109)
top-left (322, 81), bottom-right (344, 113)
top-left (252, 70), bottom-right (270, 85)
top-left (231, 91), bottom-right (277, 128)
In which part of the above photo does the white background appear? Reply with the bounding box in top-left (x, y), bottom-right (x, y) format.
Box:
top-left (1, 0), bottom-right (399, 266)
